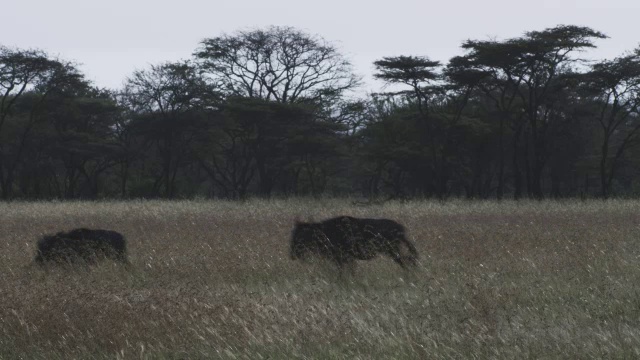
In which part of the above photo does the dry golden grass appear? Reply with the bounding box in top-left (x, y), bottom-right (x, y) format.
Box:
top-left (1, 199), bottom-right (640, 359)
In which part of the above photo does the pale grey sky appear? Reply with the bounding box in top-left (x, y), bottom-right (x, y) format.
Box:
top-left (2, 0), bottom-right (639, 92)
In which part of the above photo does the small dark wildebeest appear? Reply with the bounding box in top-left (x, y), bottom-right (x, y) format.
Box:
top-left (35, 228), bottom-right (128, 265)
top-left (290, 216), bottom-right (418, 271)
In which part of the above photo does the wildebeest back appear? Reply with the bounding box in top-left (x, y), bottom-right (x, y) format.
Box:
top-left (35, 228), bottom-right (128, 264)
top-left (290, 216), bottom-right (418, 269)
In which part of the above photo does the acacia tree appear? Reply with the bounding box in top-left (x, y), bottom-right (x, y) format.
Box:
top-left (194, 26), bottom-right (360, 104)
top-left (357, 96), bottom-right (424, 197)
top-left (582, 49), bottom-right (640, 198)
top-left (514, 26), bottom-right (607, 198)
top-left (194, 26), bottom-right (359, 196)
top-left (123, 61), bottom-right (220, 198)
top-left (194, 110), bottom-right (256, 199)
top-left (451, 25), bottom-right (607, 198)
top-left (372, 56), bottom-right (481, 198)
top-left (372, 56), bottom-right (441, 196)
top-left (0, 46), bottom-right (84, 198)
top-left (373, 56), bottom-right (441, 115)
top-left (447, 45), bottom-right (526, 199)
top-left (46, 88), bottom-right (122, 198)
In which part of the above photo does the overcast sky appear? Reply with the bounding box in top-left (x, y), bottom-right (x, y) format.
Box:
top-left (2, 0), bottom-right (639, 92)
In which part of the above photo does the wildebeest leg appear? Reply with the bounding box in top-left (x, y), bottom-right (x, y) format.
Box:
top-left (343, 259), bottom-right (357, 276)
top-left (385, 240), bottom-right (412, 269)
top-left (391, 253), bottom-right (408, 269)
top-left (335, 254), bottom-right (357, 277)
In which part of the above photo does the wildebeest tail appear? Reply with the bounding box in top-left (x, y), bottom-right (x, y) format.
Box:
top-left (399, 232), bottom-right (419, 266)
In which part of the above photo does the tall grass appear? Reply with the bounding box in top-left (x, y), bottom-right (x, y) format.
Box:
top-left (1, 199), bottom-right (640, 359)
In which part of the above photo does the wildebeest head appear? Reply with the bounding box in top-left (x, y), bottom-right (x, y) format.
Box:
top-left (290, 221), bottom-right (322, 260)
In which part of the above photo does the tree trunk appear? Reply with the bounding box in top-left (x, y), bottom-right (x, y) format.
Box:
top-left (600, 138), bottom-right (609, 198)
top-left (497, 115), bottom-right (505, 200)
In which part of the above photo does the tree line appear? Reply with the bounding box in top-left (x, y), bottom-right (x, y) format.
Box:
top-left (1, 25), bottom-right (639, 200)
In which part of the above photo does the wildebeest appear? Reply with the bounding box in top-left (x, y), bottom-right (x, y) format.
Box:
top-left (290, 216), bottom-right (418, 271)
top-left (35, 228), bottom-right (128, 265)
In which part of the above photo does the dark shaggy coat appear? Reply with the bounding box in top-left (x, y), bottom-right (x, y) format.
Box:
top-left (35, 228), bottom-right (128, 264)
top-left (290, 216), bottom-right (418, 269)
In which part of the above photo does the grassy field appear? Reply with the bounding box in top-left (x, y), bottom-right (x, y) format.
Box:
top-left (1, 199), bottom-right (640, 359)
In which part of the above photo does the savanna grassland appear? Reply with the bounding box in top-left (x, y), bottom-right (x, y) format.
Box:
top-left (1, 199), bottom-right (640, 359)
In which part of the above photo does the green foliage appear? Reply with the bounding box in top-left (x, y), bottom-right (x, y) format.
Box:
top-left (1, 24), bottom-right (640, 199)
top-left (373, 56), bottom-right (440, 85)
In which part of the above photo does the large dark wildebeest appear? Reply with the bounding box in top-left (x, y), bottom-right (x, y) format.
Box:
top-left (290, 216), bottom-right (418, 271)
top-left (35, 228), bottom-right (128, 265)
